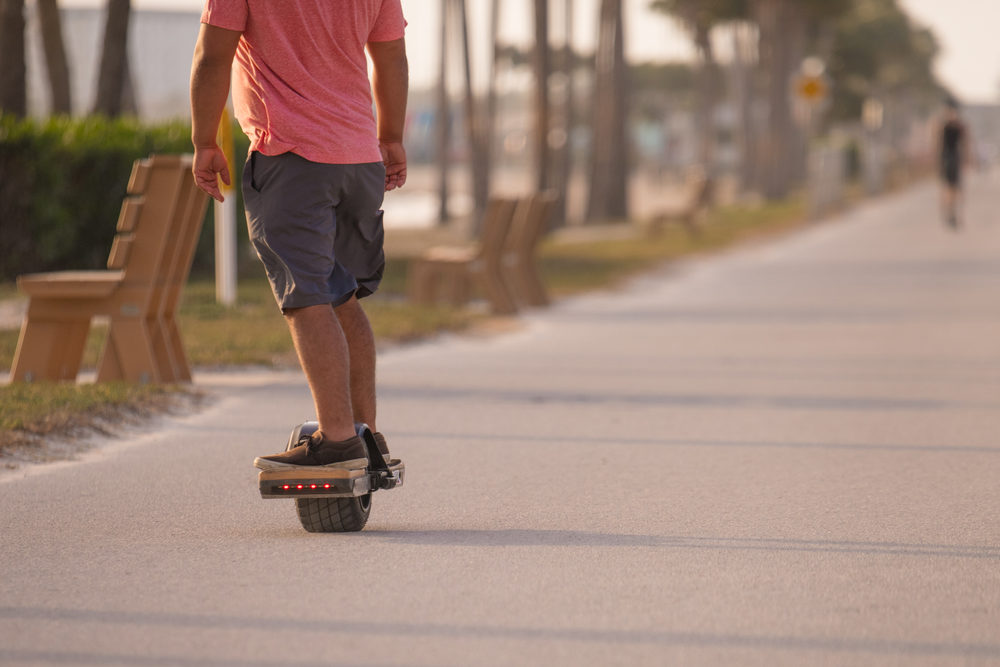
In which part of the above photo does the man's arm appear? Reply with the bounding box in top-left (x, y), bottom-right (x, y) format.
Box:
top-left (367, 37), bottom-right (409, 192)
top-left (190, 23), bottom-right (242, 202)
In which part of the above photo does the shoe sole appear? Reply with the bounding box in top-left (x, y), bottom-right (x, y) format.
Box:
top-left (253, 456), bottom-right (369, 474)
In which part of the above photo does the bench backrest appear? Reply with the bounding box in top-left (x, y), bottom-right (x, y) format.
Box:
top-left (149, 159), bottom-right (210, 320)
top-left (506, 191), bottom-right (557, 258)
top-left (105, 155), bottom-right (195, 311)
top-left (108, 155), bottom-right (191, 286)
top-left (683, 166), bottom-right (711, 210)
top-left (478, 198), bottom-right (518, 269)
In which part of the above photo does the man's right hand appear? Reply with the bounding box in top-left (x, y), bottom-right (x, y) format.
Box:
top-left (193, 144), bottom-right (231, 202)
top-left (380, 141), bottom-right (407, 192)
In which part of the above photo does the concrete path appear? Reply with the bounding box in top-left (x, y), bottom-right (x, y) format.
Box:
top-left (2, 175), bottom-right (999, 666)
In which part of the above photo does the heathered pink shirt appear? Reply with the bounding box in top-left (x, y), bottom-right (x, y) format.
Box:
top-left (201, 0), bottom-right (406, 164)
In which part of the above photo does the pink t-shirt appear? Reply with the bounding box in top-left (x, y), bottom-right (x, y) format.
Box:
top-left (201, 0), bottom-right (406, 164)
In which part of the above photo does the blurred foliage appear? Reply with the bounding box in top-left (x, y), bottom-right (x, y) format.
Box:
top-left (827, 0), bottom-right (945, 121)
top-left (647, 0), bottom-right (945, 124)
top-left (0, 114), bottom-right (250, 281)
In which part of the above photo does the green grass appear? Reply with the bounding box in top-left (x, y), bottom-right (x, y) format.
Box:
top-left (0, 269), bottom-right (476, 372)
top-left (0, 197), bottom-right (806, 374)
top-left (174, 269), bottom-right (476, 367)
top-left (540, 197), bottom-right (806, 296)
top-left (0, 382), bottom-right (193, 453)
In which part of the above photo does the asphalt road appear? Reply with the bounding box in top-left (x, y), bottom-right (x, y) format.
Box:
top-left (2, 175), bottom-right (999, 666)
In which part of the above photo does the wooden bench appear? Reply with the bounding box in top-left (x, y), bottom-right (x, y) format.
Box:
top-left (646, 166), bottom-right (711, 236)
top-left (502, 191), bottom-right (557, 308)
top-left (9, 154), bottom-right (209, 383)
top-left (407, 198), bottom-right (520, 315)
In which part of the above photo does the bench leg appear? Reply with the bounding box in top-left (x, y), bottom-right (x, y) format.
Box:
top-left (96, 318), bottom-right (162, 384)
top-left (160, 315), bottom-right (192, 382)
top-left (407, 260), bottom-right (434, 304)
top-left (146, 315), bottom-right (186, 383)
top-left (410, 260), bottom-right (471, 306)
top-left (9, 317), bottom-right (91, 382)
top-left (517, 259), bottom-right (550, 307)
top-left (476, 267), bottom-right (518, 315)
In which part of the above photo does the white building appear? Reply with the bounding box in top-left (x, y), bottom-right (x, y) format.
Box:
top-left (26, 6), bottom-right (201, 120)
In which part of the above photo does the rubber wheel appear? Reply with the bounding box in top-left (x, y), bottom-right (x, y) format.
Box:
top-left (295, 494), bottom-right (371, 533)
top-left (286, 421), bottom-right (372, 533)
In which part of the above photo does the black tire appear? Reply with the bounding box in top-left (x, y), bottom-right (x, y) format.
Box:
top-left (286, 421), bottom-right (372, 533)
top-left (295, 494), bottom-right (371, 533)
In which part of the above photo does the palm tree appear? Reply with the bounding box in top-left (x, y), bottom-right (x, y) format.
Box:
top-left (533, 0), bottom-right (552, 193)
top-left (93, 0), bottom-right (131, 116)
top-left (752, 0), bottom-right (851, 199)
top-left (552, 0), bottom-right (576, 226)
top-left (586, 0), bottom-right (628, 221)
top-left (0, 0), bottom-right (26, 116)
top-left (436, 0), bottom-right (450, 223)
top-left (36, 0), bottom-right (71, 114)
top-left (458, 0), bottom-right (492, 226)
top-left (650, 0), bottom-right (746, 198)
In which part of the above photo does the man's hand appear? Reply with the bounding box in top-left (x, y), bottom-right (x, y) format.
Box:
top-left (380, 141), bottom-right (407, 192)
top-left (193, 144), bottom-right (231, 202)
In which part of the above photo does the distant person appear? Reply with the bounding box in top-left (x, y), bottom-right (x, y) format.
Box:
top-left (938, 98), bottom-right (972, 229)
top-left (189, 1), bottom-right (408, 471)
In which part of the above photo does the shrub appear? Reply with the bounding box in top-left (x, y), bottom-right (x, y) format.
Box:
top-left (0, 114), bottom-right (250, 281)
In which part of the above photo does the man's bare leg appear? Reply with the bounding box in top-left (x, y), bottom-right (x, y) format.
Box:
top-left (335, 296), bottom-right (377, 431)
top-left (285, 304), bottom-right (356, 441)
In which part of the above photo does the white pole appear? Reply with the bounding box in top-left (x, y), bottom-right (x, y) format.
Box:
top-left (215, 105), bottom-right (238, 306)
top-left (215, 194), bottom-right (237, 306)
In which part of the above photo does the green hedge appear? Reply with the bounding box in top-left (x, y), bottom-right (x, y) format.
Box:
top-left (0, 114), bottom-right (251, 281)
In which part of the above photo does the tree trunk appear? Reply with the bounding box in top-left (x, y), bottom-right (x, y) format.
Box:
top-left (693, 23), bottom-right (718, 202)
top-left (586, 0), bottom-right (628, 222)
top-left (457, 0), bottom-right (490, 228)
top-left (731, 21), bottom-right (758, 195)
top-left (753, 0), bottom-right (805, 200)
top-left (36, 0), bottom-right (71, 114)
top-left (533, 0), bottom-right (551, 193)
top-left (552, 0), bottom-right (575, 227)
top-left (0, 0), bottom-right (27, 117)
top-left (436, 0), bottom-right (450, 224)
top-left (92, 0), bottom-right (131, 116)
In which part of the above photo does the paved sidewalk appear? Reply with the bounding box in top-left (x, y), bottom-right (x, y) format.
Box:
top-left (1, 175), bottom-right (998, 666)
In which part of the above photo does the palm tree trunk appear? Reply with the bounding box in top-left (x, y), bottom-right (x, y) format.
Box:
top-left (36, 0), bottom-right (71, 114)
top-left (693, 23), bottom-right (718, 203)
top-left (754, 0), bottom-right (805, 200)
top-left (732, 21), bottom-right (758, 194)
top-left (552, 0), bottom-right (575, 227)
top-left (0, 0), bottom-right (27, 117)
top-left (533, 0), bottom-right (551, 192)
top-left (436, 0), bottom-right (450, 224)
top-left (93, 0), bottom-right (131, 116)
top-left (457, 0), bottom-right (490, 227)
top-left (586, 0), bottom-right (628, 221)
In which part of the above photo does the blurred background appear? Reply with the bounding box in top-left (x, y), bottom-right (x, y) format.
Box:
top-left (1, 0), bottom-right (999, 279)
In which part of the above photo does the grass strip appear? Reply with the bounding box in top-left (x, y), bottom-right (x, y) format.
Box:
top-left (0, 382), bottom-right (196, 461)
top-left (540, 197), bottom-right (805, 296)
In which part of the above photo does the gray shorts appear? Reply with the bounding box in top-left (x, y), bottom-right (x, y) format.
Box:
top-left (243, 151), bottom-right (386, 311)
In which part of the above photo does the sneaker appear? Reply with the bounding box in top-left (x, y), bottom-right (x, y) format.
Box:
top-left (254, 431), bottom-right (369, 472)
top-left (373, 432), bottom-right (392, 464)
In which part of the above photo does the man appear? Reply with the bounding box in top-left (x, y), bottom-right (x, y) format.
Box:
top-left (938, 98), bottom-right (972, 229)
top-left (190, 0), bottom-right (408, 471)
